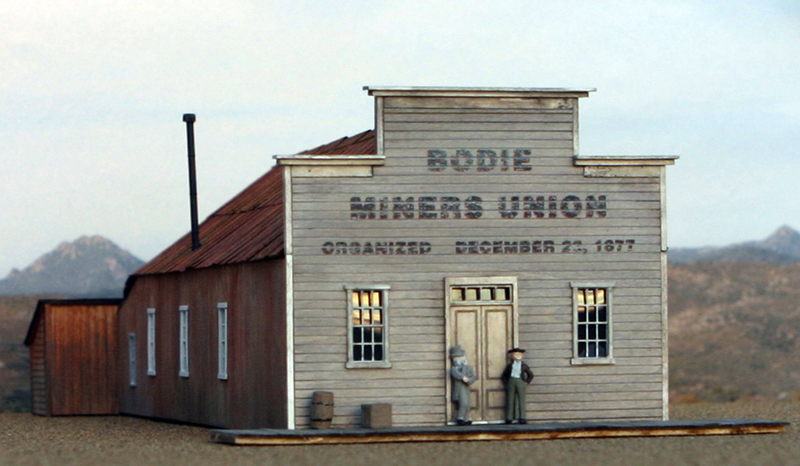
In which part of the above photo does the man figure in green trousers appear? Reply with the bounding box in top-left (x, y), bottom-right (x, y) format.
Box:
top-left (501, 347), bottom-right (535, 424)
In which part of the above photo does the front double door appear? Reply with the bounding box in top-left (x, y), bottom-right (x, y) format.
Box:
top-left (448, 283), bottom-right (515, 423)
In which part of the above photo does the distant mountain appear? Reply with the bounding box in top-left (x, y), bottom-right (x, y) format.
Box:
top-left (669, 225), bottom-right (800, 264)
top-left (0, 236), bottom-right (144, 297)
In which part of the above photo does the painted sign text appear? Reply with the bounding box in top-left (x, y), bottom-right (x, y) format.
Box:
top-left (350, 195), bottom-right (606, 220)
top-left (427, 149), bottom-right (532, 172)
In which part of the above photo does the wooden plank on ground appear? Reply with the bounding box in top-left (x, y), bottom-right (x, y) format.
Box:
top-left (210, 418), bottom-right (789, 446)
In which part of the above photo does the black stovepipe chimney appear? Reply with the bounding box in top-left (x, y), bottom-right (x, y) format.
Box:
top-left (183, 113), bottom-right (201, 251)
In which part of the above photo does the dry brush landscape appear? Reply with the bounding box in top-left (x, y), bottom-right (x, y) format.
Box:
top-left (0, 402), bottom-right (797, 465)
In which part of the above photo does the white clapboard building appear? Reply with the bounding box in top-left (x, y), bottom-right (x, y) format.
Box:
top-left (119, 86), bottom-right (677, 429)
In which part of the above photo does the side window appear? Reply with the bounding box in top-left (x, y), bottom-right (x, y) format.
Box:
top-left (147, 308), bottom-right (156, 376)
top-left (345, 285), bottom-right (391, 369)
top-left (218, 302), bottom-right (228, 380)
top-left (571, 282), bottom-right (615, 365)
top-left (179, 305), bottom-right (190, 377)
top-left (129, 332), bottom-right (137, 387)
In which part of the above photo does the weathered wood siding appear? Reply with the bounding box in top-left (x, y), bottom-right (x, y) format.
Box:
top-left (46, 303), bottom-right (119, 415)
top-left (28, 316), bottom-right (47, 416)
top-left (118, 259), bottom-right (288, 429)
top-left (290, 95), bottom-right (666, 427)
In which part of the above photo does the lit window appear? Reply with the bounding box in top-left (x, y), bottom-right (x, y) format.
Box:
top-left (179, 305), bottom-right (189, 377)
top-left (346, 285), bottom-right (391, 369)
top-left (147, 308), bottom-right (156, 376)
top-left (571, 282), bottom-right (615, 365)
top-left (218, 302), bottom-right (228, 380)
top-left (129, 333), bottom-right (137, 387)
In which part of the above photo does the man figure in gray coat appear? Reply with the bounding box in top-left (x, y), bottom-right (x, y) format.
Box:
top-left (449, 345), bottom-right (476, 426)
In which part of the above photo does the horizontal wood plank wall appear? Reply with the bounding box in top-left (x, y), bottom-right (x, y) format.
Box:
top-left (118, 260), bottom-right (287, 429)
top-left (29, 317), bottom-right (47, 416)
top-left (291, 95), bottom-right (665, 427)
top-left (47, 303), bottom-right (118, 415)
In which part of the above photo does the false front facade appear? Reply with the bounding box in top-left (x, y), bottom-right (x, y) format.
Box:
top-left (119, 86), bottom-right (676, 429)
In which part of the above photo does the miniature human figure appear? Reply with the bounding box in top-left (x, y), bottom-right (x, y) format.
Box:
top-left (501, 347), bottom-right (535, 424)
top-left (449, 345), bottom-right (476, 425)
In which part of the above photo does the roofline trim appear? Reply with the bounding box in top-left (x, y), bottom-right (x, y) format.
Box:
top-left (363, 86), bottom-right (595, 98)
top-left (573, 155), bottom-right (679, 166)
top-left (275, 154), bottom-right (386, 166)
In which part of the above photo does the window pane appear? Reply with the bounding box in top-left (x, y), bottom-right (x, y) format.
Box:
top-left (374, 327), bottom-right (383, 343)
top-left (598, 323), bottom-right (607, 339)
top-left (578, 324), bottom-right (587, 340)
top-left (353, 327), bottom-right (363, 343)
top-left (498, 287), bottom-right (510, 301)
top-left (372, 290), bottom-right (381, 307)
top-left (352, 291), bottom-right (359, 307)
top-left (364, 328), bottom-right (373, 343)
top-left (596, 288), bottom-right (606, 304)
top-left (354, 345), bottom-right (363, 361)
top-left (586, 289), bottom-right (595, 305)
top-left (352, 309), bottom-right (361, 326)
top-left (372, 309), bottom-right (381, 324)
top-left (364, 345), bottom-right (373, 361)
top-left (466, 288), bottom-right (478, 301)
top-left (374, 345), bottom-right (384, 361)
top-left (588, 324), bottom-right (597, 339)
top-left (480, 288), bottom-right (492, 301)
top-left (598, 306), bottom-right (608, 323)
top-left (578, 307), bottom-right (587, 322)
top-left (577, 290), bottom-right (585, 306)
top-left (363, 309), bottom-right (371, 325)
top-left (360, 291), bottom-right (370, 307)
top-left (578, 341), bottom-right (587, 357)
top-left (598, 342), bottom-right (608, 357)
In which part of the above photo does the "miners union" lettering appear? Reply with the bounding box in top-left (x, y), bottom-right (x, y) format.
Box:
top-left (349, 195), bottom-right (606, 220)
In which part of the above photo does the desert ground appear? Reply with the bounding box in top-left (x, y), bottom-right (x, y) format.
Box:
top-left (0, 402), bottom-right (797, 466)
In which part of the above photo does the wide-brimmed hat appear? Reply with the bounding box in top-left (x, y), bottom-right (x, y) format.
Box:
top-left (507, 347), bottom-right (526, 354)
top-left (449, 345), bottom-right (466, 358)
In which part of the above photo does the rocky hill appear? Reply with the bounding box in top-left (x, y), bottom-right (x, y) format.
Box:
top-left (669, 225), bottom-right (800, 264)
top-left (0, 236), bottom-right (144, 298)
top-left (669, 261), bottom-right (800, 402)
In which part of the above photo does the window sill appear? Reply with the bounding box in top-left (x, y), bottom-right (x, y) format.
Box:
top-left (571, 357), bottom-right (616, 366)
top-left (147, 371), bottom-right (156, 377)
top-left (179, 371), bottom-right (190, 378)
top-left (346, 361), bottom-right (392, 369)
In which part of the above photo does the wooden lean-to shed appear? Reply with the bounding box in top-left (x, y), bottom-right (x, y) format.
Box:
top-left (24, 299), bottom-right (121, 416)
top-left (119, 86), bottom-right (677, 429)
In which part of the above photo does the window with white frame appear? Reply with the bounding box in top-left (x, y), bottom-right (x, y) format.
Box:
top-left (218, 302), bottom-right (228, 380)
top-left (147, 308), bottom-right (156, 376)
top-left (346, 285), bottom-right (391, 369)
top-left (179, 305), bottom-right (189, 377)
top-left (129, 332), bottom-right (137, 387)
top-left (571, 282), bottom-right (615, 365)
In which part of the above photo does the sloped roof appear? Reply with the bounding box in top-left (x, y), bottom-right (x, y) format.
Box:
top-left (299, 129), bottom-right (376, 155)
top-left (129, 130), bottom-right (376, 283)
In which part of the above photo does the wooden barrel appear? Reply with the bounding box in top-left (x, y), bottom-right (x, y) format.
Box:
top-left (310, 391), bottom-right (334, 429)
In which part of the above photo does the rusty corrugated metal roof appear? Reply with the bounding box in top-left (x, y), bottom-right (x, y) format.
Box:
top-left (133, 166), bottom-right (284, 277)
top-left (300, 129), bottom-right (376, 155)
top-left (130, 129), bottom-right (375, 282)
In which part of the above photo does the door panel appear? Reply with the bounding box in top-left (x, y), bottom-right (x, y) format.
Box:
top-left (450, 304), bottom-right (513, 422)
top-left (484, 307), bottom-right (511, 421)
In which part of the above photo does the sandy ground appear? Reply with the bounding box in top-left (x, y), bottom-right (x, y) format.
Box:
top-left (0, 402), bottom-right (797, 466)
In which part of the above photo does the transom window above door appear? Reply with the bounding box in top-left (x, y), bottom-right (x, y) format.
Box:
top-left (450, 285), bottom-right (513, 303)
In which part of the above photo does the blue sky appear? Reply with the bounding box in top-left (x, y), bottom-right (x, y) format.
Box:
top-left (2, 0), bottom-right (799, 274)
